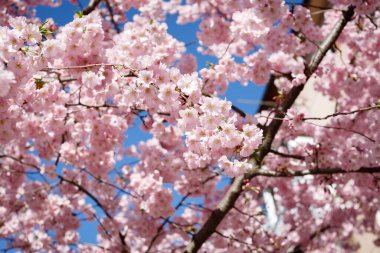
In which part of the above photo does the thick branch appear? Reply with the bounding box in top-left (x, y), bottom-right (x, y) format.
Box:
top-left (260, 6), bottom-right (354, 161)
top-left (183, 6), bottom-right (355, 253)
top-left (82, 0), bottom-right (103, 15)
top-left (254, 166), bottom-right (380, 177)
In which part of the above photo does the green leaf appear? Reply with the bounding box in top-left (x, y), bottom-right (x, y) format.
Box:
top-left (40, 28), bottom-right (53, 35)
top-left (251, 151), bottom-right (260, 162)
top-left (76, 11), bottom-right (84, 18)
top-left (39, 20), bottom-right (53, 35)
top-left (38, 20), bottom-right (49, 30)
top-left (35, 79), bottom-right (46, 90)
top-left (20, 46), bottom-right (29, 53)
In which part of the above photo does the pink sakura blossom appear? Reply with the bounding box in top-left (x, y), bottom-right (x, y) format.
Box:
top-left (231, 8), bottom-right (270, 44)
top-left (244, 50), bottom-right (272, 85)
top-left (139, 70), bottom-right (155, 85)
top-left (220, 121), bottom-right (243, 148)
top-left (286, 108), bottom-right (305, 128)
top-left (0, 66), bottom-right (15, 97)
top-left (82, 71), bottom-right (104, 87)
top-left (240, 124), bottom-right (263, 157)
top-left (178, 72), bottom-right (202, 96)
top-left (218, 155), bottom-right (252, 178)
top-left (158, 83), bottom-right (178, 101)
top-left (178, 108), bottom-right (199, 131)
top-left (292, 73), bottom-right (307, 86)
top-left (24, 24), bottom-right (42, 44)
top-left (177, 54), bottom-right (197, 74)
top-left (198, 16), bottom-right (231, 46)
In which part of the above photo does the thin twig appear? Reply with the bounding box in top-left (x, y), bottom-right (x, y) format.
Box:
top-left (269, 149), bottom-right (305, 160)
top-left (83, 169), bottom-right (137, 198)
top-left (65, 102), bottom-right (118, 109)
top-left (303, 105), bottom-right (380, 121)
top-left (104, 0), bottom-right (121, 33)
top-left (41, 63), bottom-right (134, 71)
top-left (305, 121), bottom-right (375, 143)
top-left (146, 174), bottom-right (218, 253)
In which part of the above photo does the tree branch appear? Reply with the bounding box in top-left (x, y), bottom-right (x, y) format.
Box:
top-left (304, 121), bottom-right (375, 142)
top-left (104, 0), bottom-right (121, 33)
top-left (82, 0), bottom-right (103, 15)
top-left (183, 6), bottom-right (355, 253)
top-left (253, 166), bottom-right (380, 177)
top-left (145, 194), bottom-right (191, 253)
top-left (41, 63), bottom-right (136, 72)
top-left (291, 225), bottom-right (331, 253)
top-left (82, 169), bottom-right (137, 198)
top-left (214, 230), bottom-right (256, 251)
top-left (303, 104), bottom-right (380, 121)
top-left (269, 149), bottom-right (306, 160)
top-left (145, 175), bottom-right (218, 253)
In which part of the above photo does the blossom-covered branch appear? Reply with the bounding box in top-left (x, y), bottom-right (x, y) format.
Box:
top-left (183, 6), bottom-right (356, 253)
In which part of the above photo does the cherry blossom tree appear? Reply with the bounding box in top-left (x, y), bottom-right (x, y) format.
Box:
top-left (0, 0), bottom-right (379, 252)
